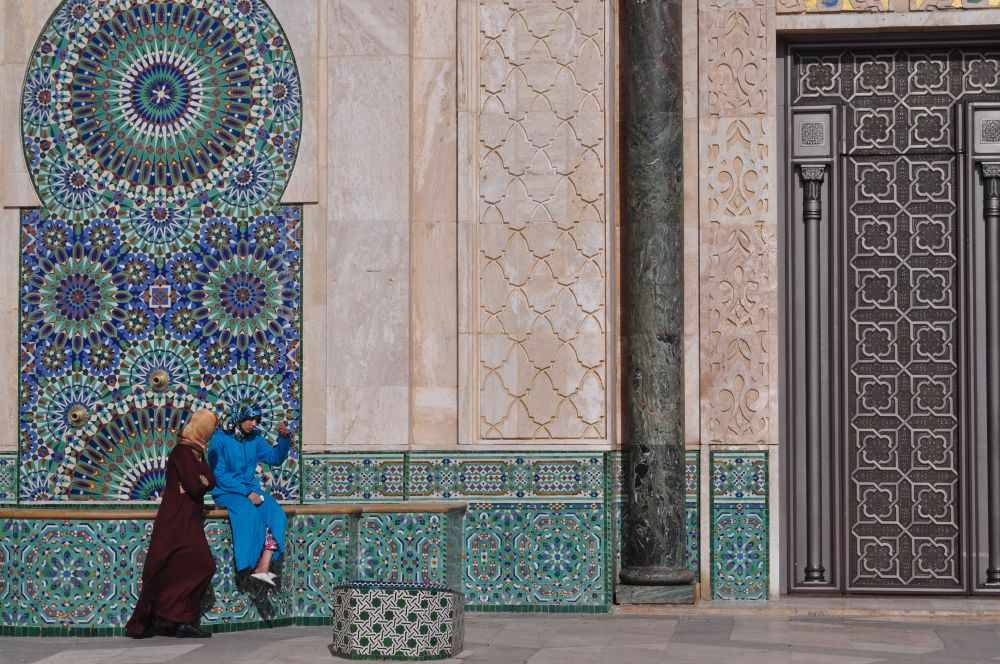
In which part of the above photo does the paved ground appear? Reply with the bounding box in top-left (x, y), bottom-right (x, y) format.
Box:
top-left (7, 613), bottom-right (1000, 663)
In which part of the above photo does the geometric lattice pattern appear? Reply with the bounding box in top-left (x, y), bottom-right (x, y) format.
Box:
top-left (791, 47), bottom-right (999, 591)
top-left (19, 0), bottom-right (302, 503)
top-left (303, 454), bottom-right (404, 503)
top-left (407, 452), bottom-right (608, 608)
top-left (331, 583), bottom-right (464, 660)
top-left (359, 513), bottom-right (446, 586)
top-left (286, 514), bottom-right (354, 619)
top-left (0, 456), bottom-right (14, 503)
top-left (711, 451), bottom-right (768, 601)
top-left (474, 0), bottom-right (608, 440)
top-left (686, 453), bottom-right (701, 579)
top-left (409, 453), bottom-right (604, 501)
top-left (1, 448), bottom-right (761, 625)
top-left (0, 514), bottom-right (351, 632)
top-left (465, 503), bottom-right (604, 607)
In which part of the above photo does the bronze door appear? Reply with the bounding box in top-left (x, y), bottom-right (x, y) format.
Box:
top-left (785, 43), bottom-right (1000, 593)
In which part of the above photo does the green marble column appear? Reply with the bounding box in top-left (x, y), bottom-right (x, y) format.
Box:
top-left (617, 0), bottom-right (693, 602)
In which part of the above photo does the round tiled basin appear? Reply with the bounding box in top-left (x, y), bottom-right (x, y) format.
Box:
top-left (330, 581), bottom-right (464, 661)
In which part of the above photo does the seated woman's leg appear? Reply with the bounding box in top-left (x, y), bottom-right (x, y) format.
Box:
top-left (258, 494), bottom-right (287, 563)
top-left (212, 493), bottom-right (265, 573)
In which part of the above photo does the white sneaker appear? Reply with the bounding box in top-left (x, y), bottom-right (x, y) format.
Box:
top-left (251, 572), bottom-right (276, 588)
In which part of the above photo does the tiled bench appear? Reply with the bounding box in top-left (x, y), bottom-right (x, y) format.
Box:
top-left (0, 502), bottom-right (466, 637)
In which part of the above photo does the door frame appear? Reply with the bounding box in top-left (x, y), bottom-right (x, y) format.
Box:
top-left (779, 35), bottom-right (1000, 596)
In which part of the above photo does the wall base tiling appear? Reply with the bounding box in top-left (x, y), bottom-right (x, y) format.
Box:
top-left (710, 451), bottom-right (769, 601)
top-left (306, 452), bottom-right (611, 611)
top-left (1, 448), bottom-right (775, 626)
top-left (409, 452), bottom-right (609, 611)
top-left (0, 514), bottom-right (353, 634)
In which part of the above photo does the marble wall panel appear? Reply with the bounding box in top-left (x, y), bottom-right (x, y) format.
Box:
top-left (326, 2), bottom-right (411, 446)
top-left (0, 0), bottom-right (56, 209)
top-left (0, 210), bottom-right (17, 453)
top-left (411, 0), bottom-right (460, 448)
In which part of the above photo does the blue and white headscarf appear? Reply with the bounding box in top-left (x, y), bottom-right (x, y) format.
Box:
top-left (225, 400), bottom-right (263, 441)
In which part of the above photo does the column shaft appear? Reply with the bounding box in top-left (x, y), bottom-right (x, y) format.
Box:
top-left (620, 0), bottom-right (692, 588)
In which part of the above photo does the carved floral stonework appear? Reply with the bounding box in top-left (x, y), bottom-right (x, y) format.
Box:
top-left (705, 9), bottom-right (769, 115)
top-left (471, 0), bottom-right (608, 441)
top-left (699, 0), bottom-right (777, 447)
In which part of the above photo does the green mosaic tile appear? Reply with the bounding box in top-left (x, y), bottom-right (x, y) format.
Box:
top-left (358, 513), bottom-right (447, 586)
top-left (0, 455), bottom-right (14, 503)
top-left (408, 453), bottom-right (604, 502)
top-left (711, 451), bottom-right (768, 601)
top-left (302, 454), bottom-right (405, 502)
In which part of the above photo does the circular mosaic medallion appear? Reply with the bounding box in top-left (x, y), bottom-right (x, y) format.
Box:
top-left (24, 0), bottom-right (301, 216)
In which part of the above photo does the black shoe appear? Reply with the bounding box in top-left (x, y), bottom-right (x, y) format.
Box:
top-left (175, 622), bottom-right (211, 638)
top-left (152, 617), bottom-right (175, 637)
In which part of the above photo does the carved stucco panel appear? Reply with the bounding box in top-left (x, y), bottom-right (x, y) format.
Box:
top-left (704, 7), bottom-right (769, 117)
top-left (705, 117), bottom-right (771, 224)
top-left (699, 1), bottom-right (778, 448)
top-left (471, 0), bottom-right (608, 442)
top-left (701, 218), bottom-right (777, 445)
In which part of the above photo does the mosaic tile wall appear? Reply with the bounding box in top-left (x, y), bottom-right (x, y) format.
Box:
top-left (303, 453), bottom-right (404, 502)
top-left (0, 449), bottom-right (773, 631)
top-left (711, 451), bottom-right (769, 600)
top-left (408, 453), bottom-right (608, 610)
top-left (18, 0), bottom-right (303, 503)
top-left (0, 513), bottom-right (353, 633)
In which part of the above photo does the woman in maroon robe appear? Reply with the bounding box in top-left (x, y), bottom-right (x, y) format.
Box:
top-left (126, 409), bottom-right (219, 639)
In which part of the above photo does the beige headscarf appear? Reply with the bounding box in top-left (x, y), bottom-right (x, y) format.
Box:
top-left (177, 409), bottom-right (218, 456)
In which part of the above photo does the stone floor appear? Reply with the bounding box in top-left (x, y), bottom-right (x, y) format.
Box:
top-left (7, 612), bottom-right (1000, 663)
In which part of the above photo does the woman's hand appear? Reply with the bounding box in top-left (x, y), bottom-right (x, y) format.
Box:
top-left (199, 474), bottom-right (209, 487)
top-left (248, 492), bottom-right (264, 505)
top-left (277, 422), bottom-right (288, 437)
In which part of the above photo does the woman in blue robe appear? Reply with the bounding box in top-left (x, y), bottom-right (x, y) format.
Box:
top-left (208, 401), bottom-right (291, 587)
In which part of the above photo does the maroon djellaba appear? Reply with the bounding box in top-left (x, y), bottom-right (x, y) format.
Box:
top-left (126, 409), bottom-right (219, 639)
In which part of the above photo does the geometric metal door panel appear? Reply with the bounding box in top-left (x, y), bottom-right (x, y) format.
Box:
top-left (788, 45), bottom-right (1000, 592)
top-left (18, 0), bottom-right (302, 503)
top-left (845, 154), bottom-right (960, 589)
